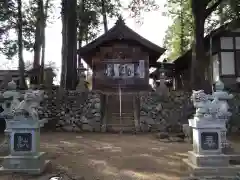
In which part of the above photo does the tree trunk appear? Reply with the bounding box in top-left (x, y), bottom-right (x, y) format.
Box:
top-left (100, 0), bottom-right (108, 132)
top-left (40, 0), bottom-right (50, 84)
top-left (61, 0), bottom-right (77, 89)
top-left (77, 0), bottom-right (85, 68)
top-left (101, 0), bottom-right (108, 33)
top-left (33, 22), bottom-right (41, 69)
top-left (60, 0), bottom-right (67, 88)
top-left (66, 0), bottom-right (77, 89)
top-left (32, 0), bottom-right (44, 85)
top-left (191, 3), bottom-right (212, 93)
top-left (219, 3), bottom-right (224, 25)
top-left (17, 0), bottom-right (27, 89)
top-left (180, 0), bottom-right (184, 54)
top-left (40, 27), bottom-right (45, 84)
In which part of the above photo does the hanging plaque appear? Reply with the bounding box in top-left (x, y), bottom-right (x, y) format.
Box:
top-left (138, 60), bottom-right (145, 78)
top-left (93, 59), bottom-right (149, 92)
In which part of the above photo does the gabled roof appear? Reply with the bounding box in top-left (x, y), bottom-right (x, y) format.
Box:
top-left (79, 17), bottom-right (166, 67)
top-left (173, 18), bottom-right (240, 71)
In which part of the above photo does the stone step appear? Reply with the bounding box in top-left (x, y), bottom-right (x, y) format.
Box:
top-left (111, 115), bottom-right (134, 118)
top-left (111, 117), bottom-right (134, 120)
top-left (0, 152), bottom-right (50, 175)
top-left (109, 111), bottom-right (134, 115)
top-left (110, 118), bottom-right (134, 122)
top-left (107, 124), bottom-right (135, 133)
top-left (107, 124), bottom-right (135, 127)
top-left (111, 113), bottom-right (134, 117)
top-left (188, 151), bottom-right (229, 167)
top-left (111, 116), bottom-right (134, 119)
top-left (183, 158), bottom-right (240, 177)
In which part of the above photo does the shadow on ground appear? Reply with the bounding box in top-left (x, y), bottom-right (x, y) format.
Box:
top-left (43, 133), bottom-right (190, 180)
top-left (0, 132), bottom-right (191, 180)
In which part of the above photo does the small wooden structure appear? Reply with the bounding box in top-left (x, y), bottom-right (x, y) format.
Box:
top-left (26, 67), bottom-right (56, 88)
top-left (0, 70), bottom-right (29, 89)
top-left (79, 17), bottom-right (165, 132)
top-left (174, 19), bottom-right (240, 91)
top-left (0, 67), bottom-right (56, 90)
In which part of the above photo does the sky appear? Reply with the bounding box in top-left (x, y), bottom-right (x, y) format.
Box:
top-left (0, 0), bottom-right (172, 84)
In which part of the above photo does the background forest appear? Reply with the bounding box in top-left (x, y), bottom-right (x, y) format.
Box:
top-left (0, 0), bottom-right (240, 90)
top-left (0, 0), bottom-right (159, 89)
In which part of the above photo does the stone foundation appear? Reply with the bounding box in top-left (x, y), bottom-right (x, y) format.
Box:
top-left (1, 89), bottom-right (240, 133)
top-left (0, 152), bottom-right (49, 174)
top-left (39, 90), bottom-right (194, 132)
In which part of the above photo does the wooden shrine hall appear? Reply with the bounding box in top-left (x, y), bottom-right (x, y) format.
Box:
top-left (79, 17), bottom-right (166, 132)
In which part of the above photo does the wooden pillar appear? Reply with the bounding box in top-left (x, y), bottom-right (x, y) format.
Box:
top-left (101, 93), bottom-right (108, 132)
top-left (174, 72), bottom-right (182, 90)
top-left (133, 93), bottom-right (140, 132)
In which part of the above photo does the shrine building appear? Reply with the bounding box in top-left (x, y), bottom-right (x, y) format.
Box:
top-left (78, 17), bottom-right (167, 132)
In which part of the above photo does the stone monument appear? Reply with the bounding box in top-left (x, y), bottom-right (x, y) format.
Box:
top-left (0, 88), bottom-right (49, 174)
top-left (183, 79), bottom-right (240, 179)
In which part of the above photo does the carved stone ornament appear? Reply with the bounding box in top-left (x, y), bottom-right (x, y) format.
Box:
top-left (191, 80), bottom-right (232, 122)
top-left (14, 90), bottom-right (44, 121)
top-left (0, 81), bottom-right (21, 118)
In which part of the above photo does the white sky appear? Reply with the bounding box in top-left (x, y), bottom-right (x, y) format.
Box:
top-left (0, 0), bottom-right (171, 83)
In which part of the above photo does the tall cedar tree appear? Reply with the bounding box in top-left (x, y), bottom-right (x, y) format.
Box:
top-left (17, 0), bottom-right (27, 89)
top-left (61, 0), bottom-right (77, 89)
top-left (191, 0), bottom-right (223, 92)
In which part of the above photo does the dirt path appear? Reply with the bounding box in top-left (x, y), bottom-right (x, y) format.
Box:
top-left (0, 132), bottom-right (191, 180)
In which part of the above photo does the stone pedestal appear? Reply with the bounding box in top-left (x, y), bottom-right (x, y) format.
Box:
top-left (183, 119), bottom-right (240, 179)
top-left (0, 119), bottom-right (49, 174)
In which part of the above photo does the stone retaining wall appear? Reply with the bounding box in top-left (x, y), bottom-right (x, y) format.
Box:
top-left (39, 90), bottom-right (101, 132)
top-left (228, 93), bottom-right (240, 133)
top-left (40, 90), bottom-right (195, 132)
top-left (140, 91), bottom-right (194, 131)
top-left (2, 89), bottom-right (240, 133)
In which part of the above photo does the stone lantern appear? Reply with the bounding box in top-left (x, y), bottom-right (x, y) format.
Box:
top-left (155, 62), bottom-right (168, 97)
top-left (43, 68), bottom-right (55, 88)
top-left (76, 62), bottom-right (87, 92)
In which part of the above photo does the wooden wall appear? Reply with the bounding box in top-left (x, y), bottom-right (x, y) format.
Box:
top-left (92, 42), bottom-right (150, 92)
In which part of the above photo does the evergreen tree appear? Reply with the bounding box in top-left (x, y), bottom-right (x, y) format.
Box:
top-left (163, 0), bottom-right (240, 61)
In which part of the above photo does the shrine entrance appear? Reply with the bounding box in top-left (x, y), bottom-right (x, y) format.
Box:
top-left (106, 94), bottom-right (135, 132)
top-left (79, 17), bottom-right (165, 132)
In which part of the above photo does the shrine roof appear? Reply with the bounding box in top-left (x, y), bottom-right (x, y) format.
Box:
top-left (78, 17), bottom-right (166, 67)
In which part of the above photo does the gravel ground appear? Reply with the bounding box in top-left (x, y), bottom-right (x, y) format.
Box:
top-left (0, 132), bottom-right (195, 180)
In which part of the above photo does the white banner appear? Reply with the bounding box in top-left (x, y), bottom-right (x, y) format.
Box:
top-left (104, 60), bottom-right (145, 79)
top-left (139, 60), bottom-right (145, 78)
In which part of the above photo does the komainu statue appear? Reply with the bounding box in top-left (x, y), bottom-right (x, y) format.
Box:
top-left (14, 90), bottom-right (44, 121)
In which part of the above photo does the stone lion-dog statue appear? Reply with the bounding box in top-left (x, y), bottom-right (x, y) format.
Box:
top-left (14, 90), bottom-right (44, 121)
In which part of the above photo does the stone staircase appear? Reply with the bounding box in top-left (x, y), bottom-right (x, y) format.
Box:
top-left (107, 112), bottom-right (135, 132)
top-left (106, 94), bottom-right (136, 132)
